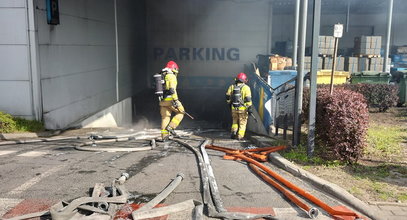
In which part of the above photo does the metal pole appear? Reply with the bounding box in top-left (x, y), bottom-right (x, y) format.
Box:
top-left (345, 0), bottom-right (350, 32)
top-left (293, 0), bottom-right (300, 68)
top-left (308, 0), bottom-right (321, 157)
top-left (329, 38), bottom-right (339, 95)
top-left (293, 0), bottom-right (308, 147)
top-left (383, 0), bottom-right (393, 73)
top-left (114, 0), bottom-right (120, 102)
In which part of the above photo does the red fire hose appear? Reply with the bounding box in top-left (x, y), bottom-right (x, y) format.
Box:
top-left (206, 144), bottom-right (362, 219)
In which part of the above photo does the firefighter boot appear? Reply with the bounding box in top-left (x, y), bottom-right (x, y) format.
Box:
top-left (230, 131), bottom-right (237, 139)
top-left (166, 125), bottom-right (179, 138)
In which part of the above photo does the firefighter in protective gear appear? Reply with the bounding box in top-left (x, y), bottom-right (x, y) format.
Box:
top-left (226, 72), bottom-right (253, 140)
top-left (159, 61), bottom-right (185, 141)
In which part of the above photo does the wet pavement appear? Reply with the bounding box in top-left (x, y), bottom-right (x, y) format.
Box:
top-left (0, 127), bottom-right (382, 219)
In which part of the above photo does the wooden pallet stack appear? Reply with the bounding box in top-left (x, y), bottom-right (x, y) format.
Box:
top-left (269, 55), bottom-right (293, 71)
top-left (345, 57), bottom-right (359, 74)
top-left (304, 56), bottom-right (323, 73)
top-left (354, 36), bottom-right (382, 57)
top-left (318, 36), bottom-right (335, 55)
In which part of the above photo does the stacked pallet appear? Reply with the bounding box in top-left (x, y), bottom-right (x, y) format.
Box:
top-left (269, 55), bottom-right (293, 71)
top-left (396, 46), bottom-right (407, 54)
top-left (354, 36), bottom-right (381, 56)
top-left (304, 56), bottom-right (322, 72)
top-left (319, 36), bottom-right (335, 55)
top-left (392, 46), bottom-right (407, 68)
top-left (358, 57), bottom-right (370, 71)
top-left (345, 57), bottom-right (358, 74)
top-left (323, 57), bottom-right (345, 71)
top-left (352, 57), bottom-right (390, 72)
top-left (370, 57), bottom-right (385, 71)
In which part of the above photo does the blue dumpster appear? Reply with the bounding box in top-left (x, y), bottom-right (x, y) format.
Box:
top-left (267, 70), bottom-right (297, 89)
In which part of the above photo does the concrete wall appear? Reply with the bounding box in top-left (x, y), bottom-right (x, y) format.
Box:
top-left (145, 0), bottom-right (273, 123)
top-left (0, 0), bottom-right (34, 118)
top-left (272, 12), bottom-right (407, 54)
top-left (147, 0), bottom-right (273, 86)
top-left (34, 0), bottom-right (146, 129)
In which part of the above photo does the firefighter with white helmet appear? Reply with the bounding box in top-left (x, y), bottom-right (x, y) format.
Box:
top-left (156, 61), bottom-right (184, 141)
top-left (226, 72), bottom-right (253, 140)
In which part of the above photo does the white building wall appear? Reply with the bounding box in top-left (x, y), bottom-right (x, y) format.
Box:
top-left (0, 0), bottom-right (34, 118)
top-left (34, 0), bottom-right (146, 129)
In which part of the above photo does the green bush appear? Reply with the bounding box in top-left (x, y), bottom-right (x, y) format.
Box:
top-left (303, 88), bottom-right (369, 163)
top-left (0, 111), bottom-right (17, 133)
top-left (0, 111), bottom-right (44, 133)
top-left (343, 84), bottom-right (398, 112)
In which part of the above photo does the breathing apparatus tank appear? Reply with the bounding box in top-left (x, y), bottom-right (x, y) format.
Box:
top-left (231, 84), bottom-right (243, 108)
top-left (153, 73), bottom-right (165, 100)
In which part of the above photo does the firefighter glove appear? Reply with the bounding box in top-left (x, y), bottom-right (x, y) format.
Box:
top-left (247, 105), bottom-right (253, 114)
top-left (172, 100), bottom-right (179, 108)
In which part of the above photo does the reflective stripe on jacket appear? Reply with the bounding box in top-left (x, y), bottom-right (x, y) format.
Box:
top-left (226, 83), bottom-right (252, 110)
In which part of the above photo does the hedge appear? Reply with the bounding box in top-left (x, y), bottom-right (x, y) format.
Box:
top-left (342, 84), bottom-right (398, 112)
top-left (303, 88), bottom-right (369, 163)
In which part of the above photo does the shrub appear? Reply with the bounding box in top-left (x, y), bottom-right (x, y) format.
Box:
top-left (342, 84), bottom-right (398, 112)
top-left (0, 111), bottom-right (17, 133)
top-left (315, 88), bottom-right (369, 163)
top-left (0, 111), bottom-right (44, 133)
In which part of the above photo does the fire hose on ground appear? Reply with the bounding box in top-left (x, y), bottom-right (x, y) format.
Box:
top-left (174, 139), bottom-right (276, 220)
top-left (206, 144), bottom-right (363, 220)
top-left (131, 172), bottom-right (204, 220)
top-left (74, 131), bottom-right (163, 152)
top-left (74, 138), bottom-right (156, 152)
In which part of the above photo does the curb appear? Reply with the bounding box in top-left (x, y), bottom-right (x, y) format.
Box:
top-left (249, 135), bottom-right (384, 220)
top-left (0, 131), bottom-right (59, 141)
top-left (268, 153), bottom-right (383, 220)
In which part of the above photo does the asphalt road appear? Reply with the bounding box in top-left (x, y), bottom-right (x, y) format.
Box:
top-left (0, 128), bottom-right (352, 219)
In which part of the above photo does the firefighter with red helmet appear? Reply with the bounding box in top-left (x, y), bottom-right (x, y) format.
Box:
top-left (158, 61), bottom-right (185, 141)
top-left (226, 73), bottom-right (253, 140)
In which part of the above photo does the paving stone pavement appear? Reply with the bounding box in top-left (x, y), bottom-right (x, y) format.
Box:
top-left (372, 203), bottom-right (407, 220)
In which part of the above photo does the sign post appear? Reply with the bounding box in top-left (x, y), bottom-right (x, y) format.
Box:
top-left (330, 23), bottom-right (343, 95)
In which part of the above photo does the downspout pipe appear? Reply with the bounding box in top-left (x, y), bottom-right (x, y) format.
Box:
top-left (27, 0), bottom-right (43, 121)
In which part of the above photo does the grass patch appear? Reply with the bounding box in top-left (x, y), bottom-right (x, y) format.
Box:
top-left (349, 186), bottom-right (363, 196)
top-left (398, 193), bottom-right (407, 202)
top-left (14, 117), bottom-right (44, 132)
top-left (281, 144), bottom-right (343, 167)
top-left (0, 111), bottom-right (44, 133)
top-left (365, 124), bottom-right (404, 158)
top-left (348, 163), bottom-right (407, 180)
top-left (371, 182), bottom-right (394, 200)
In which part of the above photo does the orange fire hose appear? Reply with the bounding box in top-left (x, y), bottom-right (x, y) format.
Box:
top-left (206, 145), bottom-right (362, 219)
top-left (248, 163), bottom-right (319, 218)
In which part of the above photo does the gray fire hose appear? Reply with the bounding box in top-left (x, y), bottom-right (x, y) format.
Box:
top-left (132, 199), bottom-right (203, 220)
top-left (0, 136), bottom-right (84, 146)
top-left (132, 173), bottom-right (185, 215)
top-left (75, 138), bottom-right (156, 152)
top-left (174, 139), bottom-right (276, 220)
